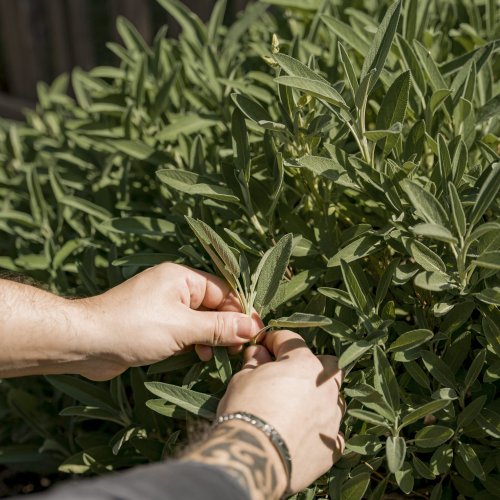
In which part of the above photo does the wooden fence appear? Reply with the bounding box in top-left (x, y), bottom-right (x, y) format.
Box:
top-left (0, 0), bottom-right (250, 120)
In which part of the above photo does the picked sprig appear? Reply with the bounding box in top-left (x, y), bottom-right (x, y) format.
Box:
top-left (185, 217), bottom-right (331, 342)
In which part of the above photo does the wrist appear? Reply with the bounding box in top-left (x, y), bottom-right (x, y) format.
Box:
top-left (183, 419), bottom-right (288, 500)
top-left (67, 297), bottom-right (128, 380)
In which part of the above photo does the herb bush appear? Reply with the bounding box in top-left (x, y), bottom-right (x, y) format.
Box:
top-left (0, 0), bottom-right (499, 498)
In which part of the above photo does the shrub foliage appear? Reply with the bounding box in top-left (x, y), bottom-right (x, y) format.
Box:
top-left (0, 0), bottom-right (499, 498)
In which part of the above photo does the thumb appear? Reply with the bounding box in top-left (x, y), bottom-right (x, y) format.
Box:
top-left (185, 310), bottom-right (257, 347)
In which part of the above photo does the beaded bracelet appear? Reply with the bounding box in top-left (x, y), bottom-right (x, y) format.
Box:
top-left (214, 411), bottom-right (292, 499)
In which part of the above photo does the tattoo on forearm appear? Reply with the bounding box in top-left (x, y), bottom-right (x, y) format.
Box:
top-left (186, 422), bottom-right (283, 500)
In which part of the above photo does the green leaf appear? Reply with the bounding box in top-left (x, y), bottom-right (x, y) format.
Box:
top-left (456, 442), bottom-right (486, 481)
top-left (448, 182), bottom-right (466, 238)
top-left (411, 223), bottom-right (457, 244)
top-left (421, 351), bottom-right (456, 389)
top-left (376, 71), bottom-right (410, 153)
top-left (144, 382), bottom-right (219, 419)
top-left (156, 0), bottom-right (206, 45)
top-left (152, 65), bottom-right (181, 120)
top-left (374, 346), bottom-right (399, 412)
top-left (156, 114), bottom-right (218, 141)
top-left (231, 93), bottom-right (272, 123)
top-left (253, 234), bottom-right (293, 314)
top-left (328, 234), bottom-right (382, 267)
top-left (185, 217), bottom-right (240, 280)
top-left (340, 260), bottom-right (373, 314)
top-left (232, 108), bottom-right (250, 179)
top-left (375, 258), bottom-right (399, 307)
top-left (60, 196), bottom-right (112, 220)
top-left (207, 0), bottom-right (227, 42)
top-left (430, 89), bottom-right (452, 113)
top-left (408, 239), bottom-right (446, 273)
top-left (414, 425), bottom-right (454, 448)
top-left (145, 399), bottom-right (186, 419)
top-left (401, 179), bottom-right (448, 227)
top-left (157, 169), bottom-right (239, 203)
top-left (388, 329), bottom-right (433, 352)
top-left (469, 162), bottom-right (500, 228)
top-left (355, 69), bottom-right (375, 111)
top-left (45, 376), bottom-right (117, 412)
top-left (340, 473), bottom-right (371, 500)
top-left (339, 339), bottom-right (375, 369)
top-left (99, 217), bottom-right (176, 236)
top-left (414, 271), bottom-right (454, 291)
top-left (413, 40), bottom-right (448, 92)
top-left (401, 400), bottom-right (450, 427)
top-left (412, 454), bottom-right (436, 480)
top-left (274, 76), bottom-right (348, 110)
top-left (268, 313), bottom-right (331, 328)
top-left (322, 16), bottom-right (370, 56)
top-left (318, 287), bottom-right (354, 309)
top-left (476, 287), bottom-right (500, 306)
top-left (457, 395), bottom-right (487, 429)
top-left (338, 42), bottom-right (358, 96)
top-left (348, 409), bottom-right (389, 428)
top-left (395, 463), bottom-right (414, 495)
top-left (113, 140), bottom-right (156, 161)
top-left (273, 53), bottom-right (328, 84)
top-left (386, 436), bottom-right (406, 473)
top-left (345, 435), bottom-right (382, 455)
top-left (437, 135), bottom-right (452, 187)
top-left (262, 0), bottom-right (321, 8)
top-left (464, 349), bottom-right (487, 392)
top-left (213, 347), bottom-right (232, 384)
top-left (290, 156), bottom-right (357, 189)
top-left (473, 250), bottom-right (500, 270)
top-left (360, 0), bottom-right (402, 90)
top-left (364, 122), bottom-right (402, 142)
top-left (483, 316), bottom-right (500, 356)
top-left (59, 406), bottom-right (125, 425)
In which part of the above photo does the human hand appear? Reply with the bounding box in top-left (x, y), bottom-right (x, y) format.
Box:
top-left (186, 330), bottom-right (345, 499)
top-left (72, 263), bottom-right (262, 380)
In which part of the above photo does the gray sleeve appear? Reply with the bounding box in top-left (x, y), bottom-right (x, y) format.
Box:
top-left (25, 461), bottom-right (250, 500)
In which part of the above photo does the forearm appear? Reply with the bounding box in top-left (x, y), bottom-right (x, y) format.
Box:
top-left (183, 420), bottom-right (287, 500)
top-left (0, 279), bottom-right (90, 378)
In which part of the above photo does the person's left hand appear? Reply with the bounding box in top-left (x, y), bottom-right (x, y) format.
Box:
top-left (71, 263), bottom-right (261, 380)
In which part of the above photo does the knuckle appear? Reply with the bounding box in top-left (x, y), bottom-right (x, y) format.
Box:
top-left (156, 261), bottom-right (175, 275)
top-left (212, 313), bottom-right (228, 345)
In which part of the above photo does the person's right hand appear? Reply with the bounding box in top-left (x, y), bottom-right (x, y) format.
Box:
top-left (217, 329), bottom-right (345, 494)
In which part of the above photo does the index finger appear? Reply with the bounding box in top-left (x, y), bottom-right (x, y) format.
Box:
top-left (263, 329), bottom-right (310, 360)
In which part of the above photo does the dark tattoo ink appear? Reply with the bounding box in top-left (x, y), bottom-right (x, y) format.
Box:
top-left (186, 422), bottom-right (283, 500)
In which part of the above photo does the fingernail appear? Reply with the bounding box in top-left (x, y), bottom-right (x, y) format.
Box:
top-left (235, 316), bottom-right (254, 339)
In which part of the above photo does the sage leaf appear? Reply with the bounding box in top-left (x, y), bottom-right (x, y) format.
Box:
top-left (401, 400), bottom-right (450, 427)
top-left (274, 76), bottom-right (348, 110)
top-left (253, 234), bottom-right (293, 314)
top-left (360, 0), bottom-right (402, 90)
top-left (401, 179), bottom-right (448, 227)
top-left (268, 313), bottom-right (331, 328)
top-left (388, 329), bottom-right (433, 352)
top-left (386, 436), bottom-right (406, 473)
top-left (456, 442), bottom-right (486, 481)
top-left (157, 169), bottom-right (239, 204)
top-left (469, 162), bottom-right (500, 228)
top-left (374, 346), bottom-right (400, 412)
top-left (415, 425), bottom-right (454, 448)
top-left (145, 382), bottom-right (219, 419)
top-left (411, 223), bottom-right (457, 244)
